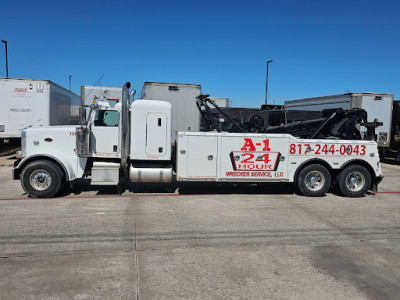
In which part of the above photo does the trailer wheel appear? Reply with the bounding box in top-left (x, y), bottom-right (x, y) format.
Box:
top-left (297, 164), bottom-right (331, 197)
top-left (21, 160), bottom-right (65, 198)
top-left (336, 165), bottom-right (371, 197)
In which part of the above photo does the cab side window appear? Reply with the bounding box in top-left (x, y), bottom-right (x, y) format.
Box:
top-left (94, 110), bottom-right (119, 127)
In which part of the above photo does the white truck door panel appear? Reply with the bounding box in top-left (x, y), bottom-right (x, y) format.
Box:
top-left (219, 135), bottom-right (290, 181)
top-left (146, 113), bottom-right (167, 156)
top-left (177, 134), bottom-right (218, 180)
top-left (91, 127), bottom-right (120, 156)
top-left (90, 109), bottom-right (120, 157)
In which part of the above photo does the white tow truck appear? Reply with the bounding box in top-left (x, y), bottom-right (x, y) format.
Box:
top-left (13, 83), bottom-right (383, 198)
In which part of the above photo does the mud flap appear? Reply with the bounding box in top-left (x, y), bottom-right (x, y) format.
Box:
top-left (371, 176), bottom-right (383, 192)
top-left (12, 159), bottom-right (21, 180)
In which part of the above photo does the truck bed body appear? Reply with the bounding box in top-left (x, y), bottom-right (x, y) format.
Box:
top-left (176, 132), bottom-right (382, 183)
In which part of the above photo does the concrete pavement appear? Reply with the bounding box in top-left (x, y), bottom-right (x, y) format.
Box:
top-left (0, 155), bottom-right (399, 299)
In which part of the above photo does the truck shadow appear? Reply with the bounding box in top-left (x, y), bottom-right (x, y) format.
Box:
top-left (129, 177), bottom-right (296, 195)
top-left (175, 182), bottom-right (294, 195)
top-left (68, 178), bottom-right (296, 196)
top-left (125, 176), bottom-right (295, 195)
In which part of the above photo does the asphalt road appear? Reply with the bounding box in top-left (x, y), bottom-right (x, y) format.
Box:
top-left (0, 155), bottom-right (399, 299)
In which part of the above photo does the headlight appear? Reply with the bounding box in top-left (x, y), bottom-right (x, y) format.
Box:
top-left (21, 128), bottom-right (27, 157)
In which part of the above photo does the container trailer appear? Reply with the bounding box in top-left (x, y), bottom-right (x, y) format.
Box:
top-left (209, 97), bottom-right (229, 108)
top-left (140, 82), bottom-right (201, 140)
top-left (0, 78), bottom-right (80, 141)
top-left (81, 85), bottom-right (123, 106)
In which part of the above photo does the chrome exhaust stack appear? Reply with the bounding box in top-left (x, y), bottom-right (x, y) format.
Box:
top-left (121, 82), bottom-right (131, 179)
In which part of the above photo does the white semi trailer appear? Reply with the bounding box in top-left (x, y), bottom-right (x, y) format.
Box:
top-left (0, 78), bottom-right (81, 141)
top-left (140, 82), bottom-right (201, 140)
top-left (13, 83), bottom-right (383, 198)
top-left (81, 85), bottom-right (123, 106)
top-left (209, 97), bottom-right (229, 108)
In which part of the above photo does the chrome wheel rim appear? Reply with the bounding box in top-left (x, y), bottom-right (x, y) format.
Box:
top-left (305, 171), bottom-right (325, 191)
top-left (30, 169), bottom-right (52, 191)
top-left (345, 171), bottom-right (365, 192)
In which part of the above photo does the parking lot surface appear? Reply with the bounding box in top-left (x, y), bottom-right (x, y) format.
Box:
top-left (0, 154), bottom-right (399, 299)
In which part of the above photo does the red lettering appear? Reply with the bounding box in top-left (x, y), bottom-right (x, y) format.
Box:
top-left (340, 145), bottom-right (346, 155)
top-left (262, 139), bottom-right (271, 151)
top-left (242, 153), bottom-right (255, 163)
top-left (360, 145), bottom-right (366, 155)
top-left (241, 138), bottom-right (256, 151)
top-left (322, 144), bottom-right (328, 154)
top-left (290, 144), bottom-right (296, 154)
top-left (251, 171), bottom-right (272, 177)
top-left (315, 144), bottom-right (321, 154)
top-left (328, 145), bottom-right (335, 155)
top-left (262, 154), bottom-right (271, 163)
top-left (353, 145), bottom-right (359, 155)
top-left (226, 172), bottom-right (250, 177)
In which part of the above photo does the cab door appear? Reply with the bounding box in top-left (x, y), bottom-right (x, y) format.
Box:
top-left (90, 109), bottom-right (120, 157)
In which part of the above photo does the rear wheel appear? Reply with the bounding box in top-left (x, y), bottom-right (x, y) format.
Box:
top-left (297, 164), bottom-right (331, 197)
top-left (336, 165), bottom-right (371, 197)
top-left (21, 160), bottom-right (65, 198)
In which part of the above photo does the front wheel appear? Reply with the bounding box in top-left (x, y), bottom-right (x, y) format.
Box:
top-left (21, 160), bottom-right (65, 198)
top-left (336, 165), bottom-right (371, 197)
top-left (297, 164), bottom-right (331, 197)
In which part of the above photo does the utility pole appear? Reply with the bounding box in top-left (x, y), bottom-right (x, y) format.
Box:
top-left (69, 75), bottom-right (72, 121)
top-left (1, 40), bottom-right (8, 77)
top-left (265, 60), bottom-right (273, 106)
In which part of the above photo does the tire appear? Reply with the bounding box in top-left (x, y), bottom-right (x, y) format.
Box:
top-left (20, 160), bottom-right (65, 198)
top-left (297, 164), bottom-right (331, 197)
top-left (336, 165), bottom-right (371, 197)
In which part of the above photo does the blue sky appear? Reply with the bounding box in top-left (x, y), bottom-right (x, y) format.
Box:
top-left (1, 0), bottom-right (399, 107)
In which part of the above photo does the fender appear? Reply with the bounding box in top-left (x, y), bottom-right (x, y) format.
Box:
top-left (14, 152), bottom-right (87, 181)
top-left (291, 158), bottom-right (333, 183)
top-left (339, 158), bottom-right (381, 176)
